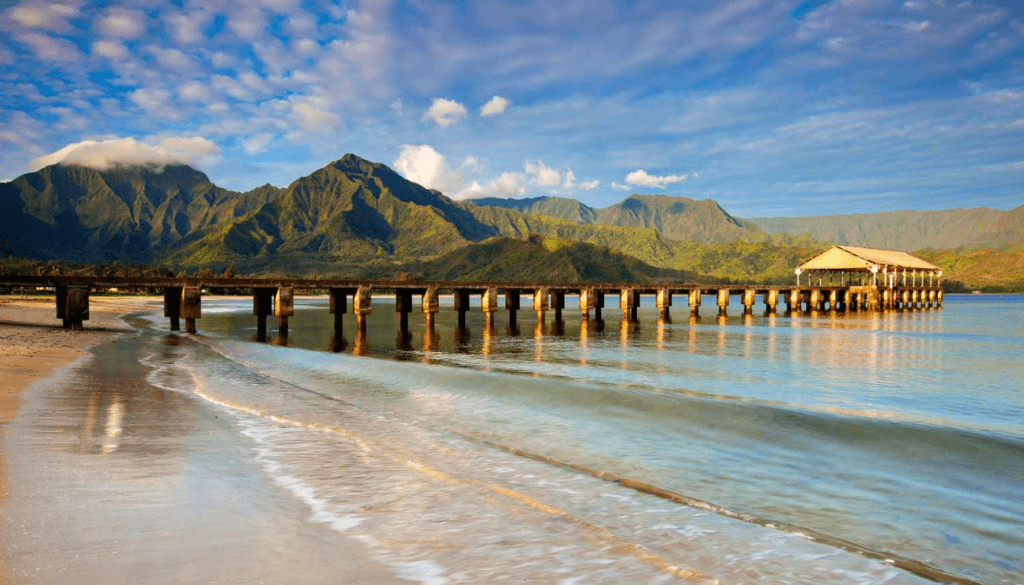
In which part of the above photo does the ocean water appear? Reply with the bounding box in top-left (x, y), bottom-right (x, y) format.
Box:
top-left (137, 294), bottom-right (1023, 585)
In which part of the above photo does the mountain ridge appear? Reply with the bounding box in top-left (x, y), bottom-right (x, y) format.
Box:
top-left (2, 154), bottom-right (1021, 289)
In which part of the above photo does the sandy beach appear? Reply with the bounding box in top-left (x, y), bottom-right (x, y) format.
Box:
top-left (0, 296), bottom-right (402, 584)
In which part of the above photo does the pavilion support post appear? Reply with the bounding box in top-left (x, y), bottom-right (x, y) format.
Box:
top-left (163, 286), bottom-right (182, 331)
top-left (716, 289), bottom-right (729, 316)
top-left (181, 286), bottom-right (201, 333)
top-left (828, 290), bottom-right (838, 312)
top-left (354, 286), bottom-right (372, 332)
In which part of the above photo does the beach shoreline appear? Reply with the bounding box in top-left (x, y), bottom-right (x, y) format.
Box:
top-left (0, 295), bottom-right (147, 425)
top-left (0, 295), bottom-right (403, 584)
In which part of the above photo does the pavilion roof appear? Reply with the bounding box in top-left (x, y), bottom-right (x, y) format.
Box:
top-left (796, 245), bottom-right (940, 272)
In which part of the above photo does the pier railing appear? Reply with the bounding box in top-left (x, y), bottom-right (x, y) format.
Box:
top-left (0, 276), bottom-right (943, 336)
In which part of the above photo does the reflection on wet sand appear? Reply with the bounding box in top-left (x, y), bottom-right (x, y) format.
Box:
top-left (3, 326), bottom-right (402, 584)
top-left (101, 393), bottom-right (124, 454)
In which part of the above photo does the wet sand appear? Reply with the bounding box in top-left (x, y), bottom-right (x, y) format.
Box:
top-left (1, 296), bottom-right (402, 584)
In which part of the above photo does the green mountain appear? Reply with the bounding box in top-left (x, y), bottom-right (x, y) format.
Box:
top-left (470, 194), bottom-right (763, 243)
top-left (362, 235), bottom-right (698, 283)
top-left (748, 206), bottom-right (1024, 250)
top-left (162, 154), bottom-right (499, 271)
top-left (472, 196), bottom-right (598, 223)
top-left (0, 163), bottom-right (278, 262)
top-left (3, 153), bottom-right (1021, 290)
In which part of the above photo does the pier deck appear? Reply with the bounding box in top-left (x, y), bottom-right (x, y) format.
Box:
top-left (0, 276), bottom-right (943, 339)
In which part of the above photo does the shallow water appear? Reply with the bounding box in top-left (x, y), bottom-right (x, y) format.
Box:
top-left (130, 294), bottom-right (1024, 584)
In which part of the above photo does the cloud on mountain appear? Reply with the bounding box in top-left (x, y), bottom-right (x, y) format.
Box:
top-left (30, 136), bottom-right (222, 171)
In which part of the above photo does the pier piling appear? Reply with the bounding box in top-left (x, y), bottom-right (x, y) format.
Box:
top-left (716, 289), bottom-right (729, 316)
top-left (329, 288), bottom-right (350, 338)
top-left (422, 287), bottom-right (439, 330)
top-left (688, 289), bottom-right (701, 317)
top-left (395, 289), bottom-right (413, 332)
top-left (657, 289), bottom-right (672, 320)
top-left (354, 286), bottom-right (372, 331)
top-left (505, 289), bottom-right (520, 329)
top-left (742, 289), bottom-right (756, 315)
top-left (181, 286), bottom-right (201, 333)
top-left (163, 286), bottom-right (182, 331)
top-left (764, 289), bottom-right (779, 315)
top-left (276, 286), bottom-right (294, 336)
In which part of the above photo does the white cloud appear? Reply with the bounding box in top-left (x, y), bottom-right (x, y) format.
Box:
top-left (290, 99), bottom-right (341, 132)
top-left (96, 8), bottom-right (147, 39)
top-left (166, 10), bottom-right (209, 45)
top-left (129, 88), bottom-right (173, 115)
top-left (92, 40), bottom-right (129, 61)
top-left (610, 181), bottom-right (632, 191)
top-left (393, 144), bottom-right (461, 193)
top-left (242, 133), bottom-right (275, 155)
top-left (154, 47), bottom-right (194, 71)
top-left (422, 98), bottom-right (467, 127)
top-left (15, 32), bottom-right (83, 62)
top-left (624, 169), bottom-right (690, 189)
top-left (524, 159), bottom-right (561, 187)
top-left (29, 136), bottom-right (222, 171)
top-left (177, 81), bottom-right (211, 102)
top-left (394, 145), bottom-right (599, 200)
top-left (480, 95), bottom-right (510, 116)
top-left (7, 2), bottom-right (78, 31)
top-left (227, 7), bottom-right (267, 40)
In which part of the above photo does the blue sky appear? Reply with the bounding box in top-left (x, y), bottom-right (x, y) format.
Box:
top-left (1, 0), bottom-right (1022, 217)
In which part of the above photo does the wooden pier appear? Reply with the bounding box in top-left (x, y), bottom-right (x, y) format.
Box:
top-left (0, 276), bottom-right (943, 338)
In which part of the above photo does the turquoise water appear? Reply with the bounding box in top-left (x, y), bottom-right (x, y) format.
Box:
top-left (140, 294), bottom-right (1023, 584)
